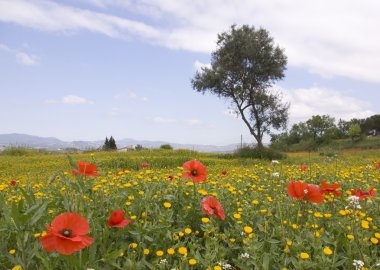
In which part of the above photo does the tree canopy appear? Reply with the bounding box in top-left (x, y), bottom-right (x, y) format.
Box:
top-left (270, 114), bottom-right (380, 151)
top-left (102, 136), bottom-right (117, 150)
top-left (192, 25), bottom-right (289, 147)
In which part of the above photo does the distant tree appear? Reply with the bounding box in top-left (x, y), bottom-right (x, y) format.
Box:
top-left (360, 114), bottom-right (380, 134)
top-left (102, 137), bottom-right (109, 150)
top-left (192, 25), bottom-right (289, 148)
top-left (288, 122), bottom-right (310, 144)
top-left (109, 136), bottom-right (117, 150)
top-left (160, 144), bottom-right (173, 150)
top-left (102, 136), bottom-right (117, 150)
top-left (338, 118), bottom-right (360, 138)
top-left (135, 144), bottom-right (144, 151)
top-left (306, 115), bottom-right (336, 142)
top-left (337, 119), bottom-right (350, 138)
top-left (348, 123), bottom-right (362, 141)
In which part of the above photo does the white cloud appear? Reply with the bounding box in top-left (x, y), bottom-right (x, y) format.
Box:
top-left (0, 43), bottom-right (11, 52)
top-left (108, 107), bottom-right (122, 116)
top-left (283, 87), bottom-right (375, 123)
top-left (61, 95), bottom-right (94, 105)
top-left (2, 0), bottom-right (380, 82)
top-left (0, 42), bottom-right (38, 65)
top-left (186, 118), bottom-right (201, 126)
top-left (114, 92), bottom-right (148, 102)
top-left (0, 0), bottom-right (161, 40)
top-left (44, 99), bottom-right (58, 104)
top-left (223, 109), bottom-right (239, 118)
top-left (193, 60), bottom-right (211, 73)
top-left (15, 52), bottom-right (38, 65)
top-left (151, 116), bottom-right (176, 124)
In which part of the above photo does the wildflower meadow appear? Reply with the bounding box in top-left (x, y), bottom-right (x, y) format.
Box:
top-left (0, 149), bottom-right (379, 270)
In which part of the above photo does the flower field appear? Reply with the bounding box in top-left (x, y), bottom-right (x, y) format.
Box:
top-left (0, 149), bottom-right (379, 270)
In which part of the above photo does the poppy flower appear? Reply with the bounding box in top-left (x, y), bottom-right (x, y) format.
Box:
top-left (201, 196), bottom-right (225, 220)
top-left (319, 180), bottom-right (342, 197)
top-left (221, 170), bottom-right (228, 175)
top-left (107, 210), bottom-right (131, 228)
top-left (71, 162), bottom-right (98, 177)
top-left (141, 162), bottom-right (149, 168)
top-left (182, 160), bottom-right (207, 183)
top-left (10, 180), bottom-right (16, 186)
top-left (287, 181), bottom-right (324, 203)
top-left (376, 163), bottom-right (380, 169)
top-left (40, 213), bottom-right (93, 255)
top-left (351, 187), bottom-right (376, 200)
top-left (301, 164), bottom-right (308, 172)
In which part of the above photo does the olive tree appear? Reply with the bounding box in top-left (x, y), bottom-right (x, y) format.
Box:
top-left (192, 25), bottom-right (289, 148)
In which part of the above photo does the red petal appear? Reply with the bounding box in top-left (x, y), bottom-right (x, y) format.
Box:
top-left (305, 185), bottom-right (324, 203)
top-left (112, 219), bottom-right (131, 228)
top-left (54, 236), bottom-right (92, 255)
top-left (287, 181), bottom-right (306, 200)
top-left (51, 213), bottom-right (90, 235)
top-left (40, 233), bottom-right (57, 252)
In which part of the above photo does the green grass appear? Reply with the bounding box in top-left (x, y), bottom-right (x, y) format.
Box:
top-left (0, 149), bottom-right (379, 269)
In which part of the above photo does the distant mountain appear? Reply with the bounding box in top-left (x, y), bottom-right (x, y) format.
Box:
top-left (0, 133), bottom-right (240, 152)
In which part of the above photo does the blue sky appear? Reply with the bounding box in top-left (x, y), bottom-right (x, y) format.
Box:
top-left (0, 0), bottom-right (379, 145)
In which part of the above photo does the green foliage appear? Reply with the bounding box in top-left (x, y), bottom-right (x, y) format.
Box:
top-left (271, 114), bottom-right (380, 152)
top-left (306, 115), bottom-right (336, 143)
top-left (234, 145), bottom-right (285, 160)
top-left (192, 24), bottom-right (289, 147)
top-left (1, 147), bottom-right (33, 156)
top-left (360, 114), bottom-right (380, 134)
top-left (108, 136), bottom-right (117, 150)
top-left (2, 149), bottom-right (380, 269)
top-left (160, 144), bottom-right (173, 150)
top-left (102, 137), bottom-right (109, 150)
top-left (135, 144), bottom-right (144, 151)
top-left (102, 136), bottom-right (117, 151)
top-left (0, 149), bottom-right (380, 270)
top-left (348, 123), bottom-right (362, 141)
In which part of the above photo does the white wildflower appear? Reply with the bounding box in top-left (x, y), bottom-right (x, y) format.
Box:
top-left (346, 196), bottom-right (361, 210)
top-left (159, 259), bottom-right (167, 265)
top-left (240, 252), bottom-right (250, 259)
top-left (353, 259), bottom-right (365, 270)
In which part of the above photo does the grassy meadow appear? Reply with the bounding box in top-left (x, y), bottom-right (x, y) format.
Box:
top-left (0, 149), bottom-right (379, 270)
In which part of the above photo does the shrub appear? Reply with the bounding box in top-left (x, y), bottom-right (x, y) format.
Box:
top-left (235, 146), bottom-right (285, 160)
top-left (1, 147), bottom-right (31, 156)
top-left (160, 144), bottom-right (173, 150)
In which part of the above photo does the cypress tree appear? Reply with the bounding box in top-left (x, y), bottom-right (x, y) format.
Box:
top-left (103, 137), bottom-right (109, 150)
top-left (109, 136), bottom-right (117, 150)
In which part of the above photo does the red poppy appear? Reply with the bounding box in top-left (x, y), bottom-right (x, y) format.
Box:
top-left (301, 164), bottom-right (308, 172)
top-left (319, 180), bottom-right (342, 197)
top-left (376, 163), bottom-right (380, 169)
top-left (107, 210), bottom-right (131, 228)
top-left (221, 170), bottom-right (228, 175)
top-left (168, 175), bottom-right (174, 181)
top-left (201, 196), bottom-right (225, 220)
top-left (71, 162), bottom-right (98, 177)
top-left (287, 181), bottom-right (324, 203)
top-left (40, 213), bottom-right (93, 255)
top-left (182, 160), bottom-right (207, 183)
top-left (10, 180), bottom-right (17, 186)
top-left (351, 187), bottom-right (376, 200)
top-left (141, 162), bottom-right (149, 168)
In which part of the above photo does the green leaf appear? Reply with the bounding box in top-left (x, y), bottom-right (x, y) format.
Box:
top-left (333, 258), bottom-right (348, 267)
top-left (266, 238), bottom-right (280, 244)
top-left (143, 235), bottom-right (154, 242)
top-left (29, 202), bottom-right (48, 225)
top-left (67, 155), bottom-right (78, 171)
